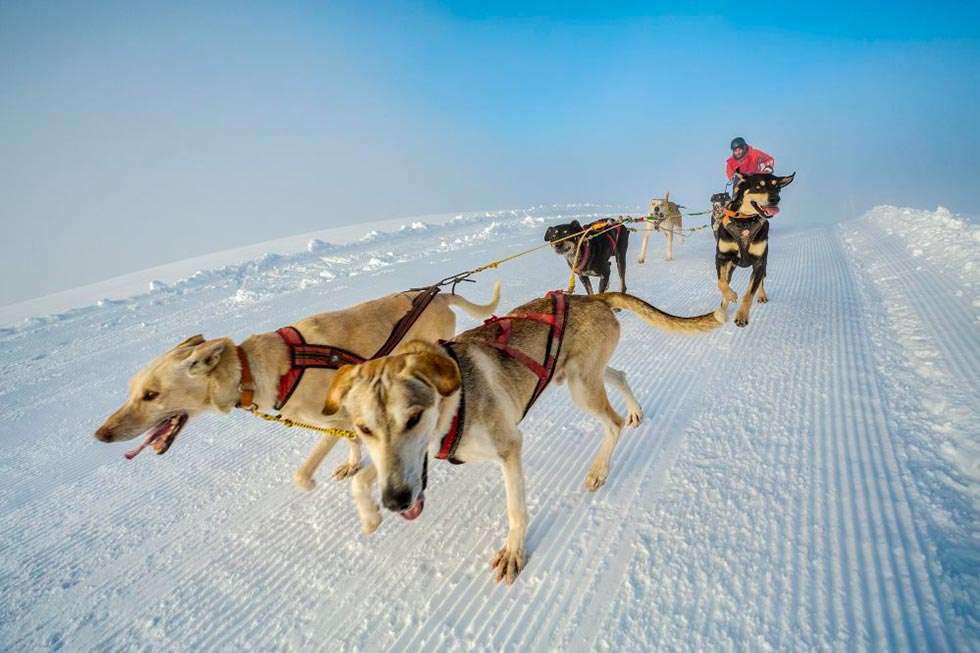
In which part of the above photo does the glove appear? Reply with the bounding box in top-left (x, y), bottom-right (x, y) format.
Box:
top-left (761, 165), bottom-right (773, 174)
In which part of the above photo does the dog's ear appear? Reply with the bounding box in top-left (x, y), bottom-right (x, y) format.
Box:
top-left (570, 220), bottom-right (581, 230)
top-left (173, 334), bottom-right (205, 350)
top-left (322, 364), bottom-right (357, 416)
top-left (665, 191), bottom-right (670, 204)
top-left (409, 352), bottom-right (460, 397)
top-left (184, 339), bottom-right (226, 376)
top-left (776, 172), bottom-right (796, 187)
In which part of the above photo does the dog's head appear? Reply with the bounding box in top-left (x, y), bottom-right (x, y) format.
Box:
top-left (729, 171), bottom-right (795, 218)
top-left (710, 192), bottom-right (731, 207)
top-left (544, 220), bottom-right (583, 256)
top-left (322, 340), bottom-right (461, 521)
top-left (648, 192), bottom-right (680, 224)
top-left (94, 335), bottom-right (235, 457)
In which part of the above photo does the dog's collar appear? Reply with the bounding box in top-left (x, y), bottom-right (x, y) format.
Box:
top-left (236, 346), bottom-right (256, 409)
top-left (721, 207), bottom-right (765, 226)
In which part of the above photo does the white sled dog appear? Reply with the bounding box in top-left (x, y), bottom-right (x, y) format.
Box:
top-left (94, 284), bottom-right (500, 489)
top-left (637, 193), bottom-right (684, 263)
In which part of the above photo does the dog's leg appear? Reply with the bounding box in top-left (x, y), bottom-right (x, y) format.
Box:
top-left (615, 243), bottom-right (628, 294)
top-left (579, 275), bottom-right (595, 295)
top-left (664, 228), bottom-right (673, 261)
top-left (604, 367), bottom-right (643, 427)
top-left (491, 437), bottom-right (528, 585)
top-left (351, 462), bottom-right (383, 534)
top-left (716, 258), bottom-right (738, 307)
top-left (597, 271), bottom-right (610, 294)
top-left (735, 265), bottom-right (765, 327)
top-left (637, 224), bottom-right (651, 264)
top-left (293, 434), bottom-right (342, 491)
top-left (332, 439), bottom-right (362, 480)
top-left (757, 278), bottom-right (768, 304)
top-left (568, 371), bottom-right (625, 491)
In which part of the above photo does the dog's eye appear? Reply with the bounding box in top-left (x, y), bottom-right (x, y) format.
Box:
top-left (142, 390), bottom-right (159, 401)
top-left (357, 424), bottom-right (373, 437)
top-left (405, 410), bottom-right (423, 432)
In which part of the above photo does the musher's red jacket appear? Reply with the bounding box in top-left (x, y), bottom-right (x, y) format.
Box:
top-left (726, 146), bottom-right (774, 180)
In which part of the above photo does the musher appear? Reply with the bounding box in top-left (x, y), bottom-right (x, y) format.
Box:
top-left (726, 137), bottom-right (774, 183)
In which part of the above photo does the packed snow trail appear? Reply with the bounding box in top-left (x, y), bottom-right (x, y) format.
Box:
top-left (0, 206), bottom-right (975, 650)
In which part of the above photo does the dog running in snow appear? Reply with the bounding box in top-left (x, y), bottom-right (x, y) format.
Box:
top-left (93, 285), bottom-right (500, 489)
top-left (321, 291), bottom-right (726, 584)
top-left (638, 193), bottom-right (684, 263)
top-left (545, 220), bottom-right (629, 294)
top-left (715, 171), bottom-right (795, 327)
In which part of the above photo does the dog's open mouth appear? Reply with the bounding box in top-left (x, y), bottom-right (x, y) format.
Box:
top-left (751, 201), bottom-right (780, 218)
top-left (400, 492), bottom-right (425, 520)
top-left (124, 413), bottom-right (188, 460)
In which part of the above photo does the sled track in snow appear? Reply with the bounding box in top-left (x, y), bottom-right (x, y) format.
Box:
top-left (0, 213), bottom-right (975, 650)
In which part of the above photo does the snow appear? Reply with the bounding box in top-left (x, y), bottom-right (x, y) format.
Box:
top-left (0, 205), bottom-right (976, 650)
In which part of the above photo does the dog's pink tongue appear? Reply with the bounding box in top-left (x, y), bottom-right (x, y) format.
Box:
top-left (123, 421), bottom-right (170, 460)
top-left (124, 442), bottom-right (149, 460)
top-left (764, 206), bottom-right (780, 217)
top-left (400, 493), bottom-right (425, 521)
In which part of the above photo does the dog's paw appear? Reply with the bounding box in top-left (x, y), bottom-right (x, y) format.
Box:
top-left (757, 293), bottom-right (768, 304)
top-left (332, 462), bottom-right (361, 481)
top-left (584, 464), bottom-right (609, 491)
top-left (722, 289), bottom-right (738, 304)
top-left (293, 472), bottom-right (316, 492)
top-left (734, 309), bottom-right (750, 327)
top-left (360, 509), bottom-right (382, 535)
top-left (626, 408), bottom-right (644, 428)
top-left (491, 546), bottom-right (525, 585)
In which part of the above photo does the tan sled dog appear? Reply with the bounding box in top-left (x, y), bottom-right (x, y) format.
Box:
top-left (94, 284), bottom-right (500, 489)
top-left (322, 292), bottom-right (725, 584)
top-left (638, 193), bottom-right (684, 263)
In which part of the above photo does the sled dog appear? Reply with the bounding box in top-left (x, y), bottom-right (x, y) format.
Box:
top-left (94, 284), bottom-right (500, 489)
top-left (715, 171), bottom-right (795, 326)
top-left (322, 291), bottom-right (726, 584)
top-left (638, 193), bottom-right (684, 263)
top-left (545, 220), bottom-right (629, 294)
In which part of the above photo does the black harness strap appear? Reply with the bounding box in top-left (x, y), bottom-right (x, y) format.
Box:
top-left (722, 217), bottom-right (767, 260)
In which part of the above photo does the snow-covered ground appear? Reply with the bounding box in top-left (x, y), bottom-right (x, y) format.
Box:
top-left (0, 204), bottom-right (976, 650)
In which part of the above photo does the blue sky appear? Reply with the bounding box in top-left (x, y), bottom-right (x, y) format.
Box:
top-left (2, 1), bottom-right (978, 305)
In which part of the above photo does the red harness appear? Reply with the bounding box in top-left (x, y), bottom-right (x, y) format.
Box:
top-left (436, 290), bottom-right (569, 464)
top-left (272, 287), bottom-right (441, 410)
top-left (574, 221), bottom-right (623, 274)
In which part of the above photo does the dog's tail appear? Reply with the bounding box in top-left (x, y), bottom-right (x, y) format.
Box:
top-left (596, 292), bottom-right (727, 334)
top-left (445, 281), bottom-right (501, 319)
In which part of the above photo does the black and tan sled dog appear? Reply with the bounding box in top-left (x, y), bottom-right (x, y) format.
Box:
top-left (716, 171), bottom-right (795, 327)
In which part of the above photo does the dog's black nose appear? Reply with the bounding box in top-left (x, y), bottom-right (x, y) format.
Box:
top-left (382, 486), bottom-right (413, 512)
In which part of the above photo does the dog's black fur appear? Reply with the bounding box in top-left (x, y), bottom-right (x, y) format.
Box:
top-left (716, 171), bottom-right (795, 327)
top-left (545, 219), bottom-right (629, 294)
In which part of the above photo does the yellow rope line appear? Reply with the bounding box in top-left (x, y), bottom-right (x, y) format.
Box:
top-left (248, 405), bottom-right (357, 439)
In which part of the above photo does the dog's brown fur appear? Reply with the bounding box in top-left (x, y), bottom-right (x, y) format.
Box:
top-left (638, 193), bottom-right (684, 263)
top-left (94, 284), bottom-right (500, 488)
top-left (322, 292), bottom-right (726, 584)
